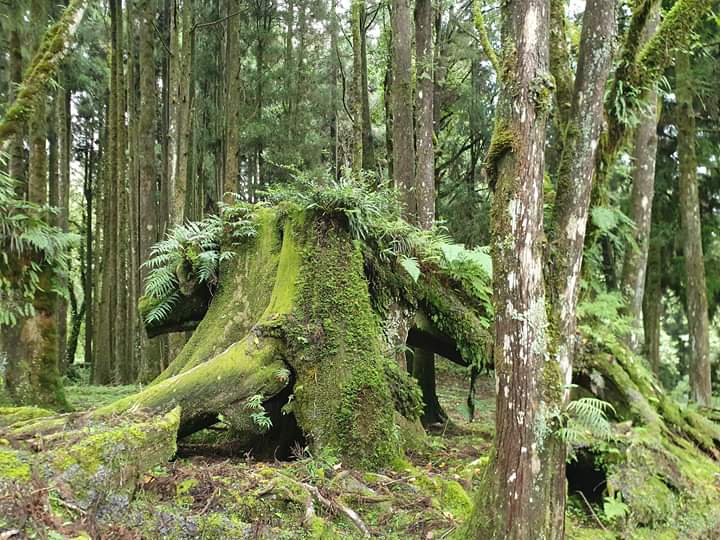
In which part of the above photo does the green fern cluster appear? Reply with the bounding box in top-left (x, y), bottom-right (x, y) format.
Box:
top-left (264, 171), bottom-right (494, 317)
top-left (142, 203), bottom-right (257, 324)
top-left (0, 157), bottom-right (76, 326)
top-left (557, 396), bottom-right (616, 445)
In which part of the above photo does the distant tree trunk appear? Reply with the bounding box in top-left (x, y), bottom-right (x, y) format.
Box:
top-left (644, 238), bottom-right (663, 378)
top-left (8, 25), bottom-right (25, 195)
top-left (225, 0), bottom-right (242, 201)
top-left (414, 0), bottom-right (434, 229)
top-left (66, 282), bottom-right (85, 368)
top-left (83, 142), bottom-right (94, 368)
top-left (677, 49), bottom-right (712, 407)
top-left (58, 84), bottom-right (72, 370)
top-left (138, 0), bottom-right (164, 382)
top-left (411, 0), bottom-right (443, 427)
top-left (390, 0), bottom-right (415, 220)
top-left (383, 18), bottom-right (393, 178)
top-left (360, 7), bottom-right (375, 173)
top-left (115, 0), bottom-right (132, 383)
top-left (94, 0), bottom-right (119, 384)
top-left (351, 0), bottom-right (364, 173)
top-left (127, 0), bottom-right (141, 378)
top-left (174, 0), bottom-right (193, 218)
top-left (620, 6), bottom-right (660, 352)
top-left (329, 0), bottom-right (339, 176)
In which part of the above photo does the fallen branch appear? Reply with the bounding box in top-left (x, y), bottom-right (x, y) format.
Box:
top-left (302, 482), bottom-right (371, 538)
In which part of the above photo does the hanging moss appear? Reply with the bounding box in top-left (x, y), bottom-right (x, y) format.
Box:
top-left (0, 0), bottom-right (87, 141)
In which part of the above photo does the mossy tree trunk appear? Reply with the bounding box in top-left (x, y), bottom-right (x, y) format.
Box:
top-left (2, 261), bottom-right (69, 411)
top-left (469, 0), bottom-right (615, 537)
top-left (676, 49), bottom-right (712, 407)
top-left (135, 209), bottom-right (429, 467)
top-left (467, 0), bottom-right (554, 536)
top-left (620, 5), bottom-right (660, 353)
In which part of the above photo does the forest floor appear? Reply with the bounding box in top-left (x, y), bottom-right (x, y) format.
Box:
top-left (4, 364), bottom-right (617, 539)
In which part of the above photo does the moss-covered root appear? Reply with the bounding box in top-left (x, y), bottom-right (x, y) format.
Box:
top-left (153, 208), bottom-right (284, 384)
top-left (1, 407), bottom-right (180, 513)
top-left (97, 334), bottom-right (289, 438)
top-left (0, 406), bottom-right (54, 428)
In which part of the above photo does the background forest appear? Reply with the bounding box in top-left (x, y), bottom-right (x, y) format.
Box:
top-left (1, 0), bottom-right (720, 538)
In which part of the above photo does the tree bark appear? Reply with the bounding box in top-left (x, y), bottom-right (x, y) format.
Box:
top-left (7, 24), bottom-right (25, 195)
top-left (414, 0), bottom-right (434, 230)
top-left (137, 0), bottom-right (165, 382)
top-left (643, 238), bottom-right (663, 378)
top-left (676, 49), bottom-right (712, 407)
top-left (468, 0), bottom-right (553, 536)
top-left (351, 0), bottom-right (364, 173)
top-left (225, 0), bottom-right (242, 202)
top-left (620, 6), bottom-right (660, 352)
top-left (0, 0), bottom-right (87, 144)
top-left (390, 0), bottom-right (415, 220)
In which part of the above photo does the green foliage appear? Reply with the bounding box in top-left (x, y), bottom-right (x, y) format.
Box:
top-left (556, 396), bottom-right (616, 445)
top-left (245, 393), bottom-right (272, 432)
top-left (0, 158), bottom-right (77, 326)
top-left (603, 492), bottom-right (629, 522)
top-left (141, 205), bottom-right (257, 324)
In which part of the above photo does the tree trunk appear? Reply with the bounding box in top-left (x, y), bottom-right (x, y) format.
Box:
top-left (225, 0), bottom-right (242, 202)
top-left (360, 8), bottom-right (375, 173)
top-left (390, 0), bottom-right (415, 220)
top-left (138, 0), bottom-right (164, 382)
top-left (0, 0), bottom-right (87, 143)
top-left (7, 24), bottom-right (25, 195)
top-left (351, 0), bottom-right (364, 173)
top-left (676, 49), bottom-right (712, 407)
top-left (468, 0), bottom-right (553, 535)
top-left (411, 0), bottom-right (444, 427)
top-left (414, 0), bottom-right (434, 229)
top-left (644, 238), bottom-right (663, 378)
top-left (620, 6), bottom-right (660, 352)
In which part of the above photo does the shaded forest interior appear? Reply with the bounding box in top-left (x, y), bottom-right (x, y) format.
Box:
top-left (2, 0), bottom-right (720, 538)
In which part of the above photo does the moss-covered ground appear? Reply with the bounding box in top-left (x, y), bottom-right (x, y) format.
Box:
top-left (2, 365), bottom-right (718, 539)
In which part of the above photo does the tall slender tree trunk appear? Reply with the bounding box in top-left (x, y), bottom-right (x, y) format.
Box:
top-left (225, 0), bottom-right (242, 201)
top-left (351, 0), bottom-right (364, 173)
top-left (676, 49), bottom-right (712, 407)
top-left (390, 0), bottom-right (415, 220)
top-left (644, 238), bottom-right (663, 378)
top-left (8, 25), bottom-right (25, 194)
top-left (414, 0), bottom-right (434, 229)
top-left (411, 0), bottom-right (444, 426)
top-left (58, 83), bottom-right (72, 367)
top-left (329, 0), bottom-right (339, 177)
top-left (138, 0), bottom-right (164, 381)
top-left (360, 8), bottom-right (375, 173)
top-left (620, 6), bottom-right (660, 352)
top-left (174, 0), bottom-right (193, 218)
top-left (83, 142), bottom-right (94, 368)
top-left (94, 1), bottom-right (119, 384)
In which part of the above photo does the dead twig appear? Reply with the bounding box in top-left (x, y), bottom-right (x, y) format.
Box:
top-left (575, 490), bottom-right (608, 532)
top-left (301, 482), bottom-right (371, 538)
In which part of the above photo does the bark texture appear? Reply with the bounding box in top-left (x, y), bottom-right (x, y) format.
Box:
top-left (468, 0), bottom-right (555, 536)
top-left (676, 50), bottom-right (712, 407)
top-left (620, 6), bottom-right (660, 352)
top-left (390, 0), bottom-right (416, 220)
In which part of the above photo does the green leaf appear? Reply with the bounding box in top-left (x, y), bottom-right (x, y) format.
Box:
top-left (591, 206), bottom-right (619, 232)
top-left (400, 256), bottom-right (421, 282)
